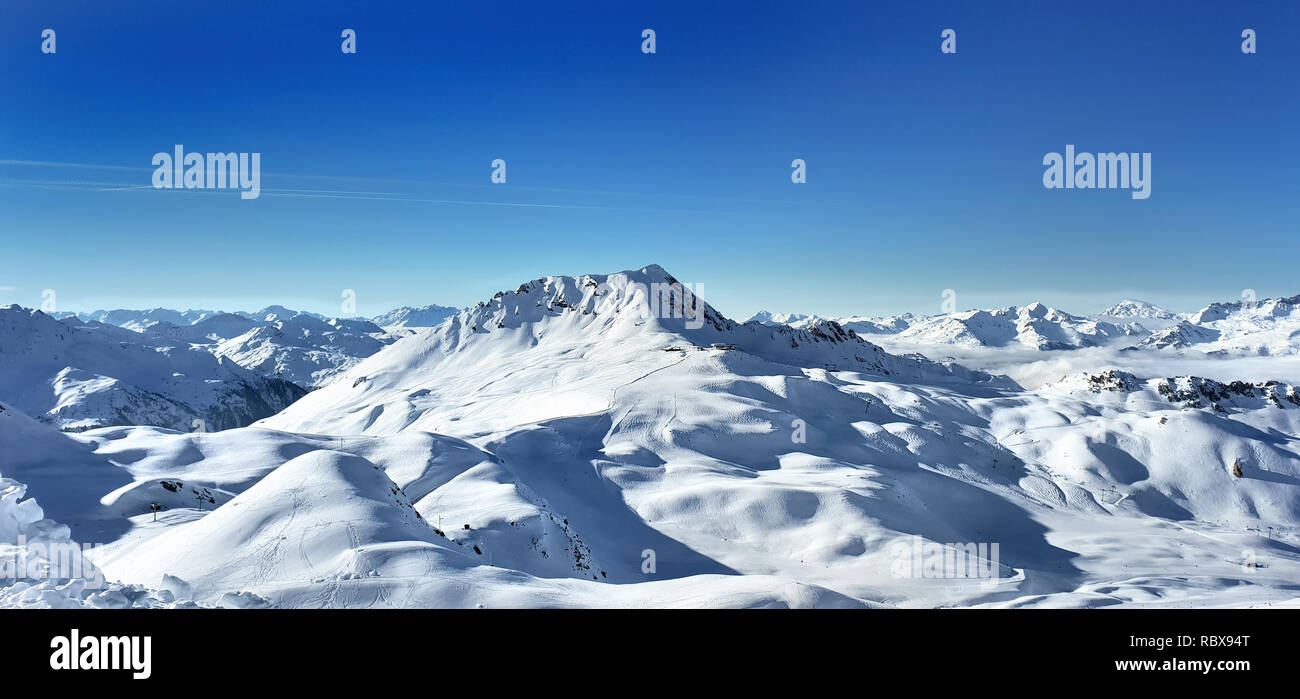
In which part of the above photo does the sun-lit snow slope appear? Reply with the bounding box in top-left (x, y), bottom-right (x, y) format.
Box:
top-left (261, 265), bottom-right (1009, 437)
top-left (93, 443), bottom-right (863, 608)
top-left (104, 450), bottom-right (442, 595)
top-left (0, 305), bottom-right (306, 431)
top-left (995, 370), bottom-right (1300, 525)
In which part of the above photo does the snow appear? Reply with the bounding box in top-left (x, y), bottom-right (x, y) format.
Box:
top-left (371, 304), bottom-right (460, 329)
top-left (210, 314), bottom-right (395, 387)
top-left (0, 401), bottom-right (213, 608)
top-left (52, 308), bottom-right (219, 332)
top-left (132, 308), bottom-right (402, 388)
top-left (0, 305), bottom-right (305, 432)
top-left (743, 310), bottom-right (816, 326)
top-left (46, 305), bottom-right (412, 389)
top-left (891, 303), bottom-right (1144, 350)
top-left (745, 310), bottom-right (915, 335)
top-left (3, 267), bottom-right (1300, 608)
top-left (1101, 299), bottom-right (1179, 321)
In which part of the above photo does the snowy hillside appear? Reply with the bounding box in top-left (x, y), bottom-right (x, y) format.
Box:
top-left (0, 306), bottom-right (305, 431)
top-left (0, 401), bottom-right (223, 608)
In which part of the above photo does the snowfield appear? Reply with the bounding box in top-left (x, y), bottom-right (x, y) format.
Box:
top-left (3, 266), bottom-right (1299, 608)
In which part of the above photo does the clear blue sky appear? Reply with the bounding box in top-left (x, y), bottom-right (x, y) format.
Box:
top-left (1, 1), bottom-right (1296, 319)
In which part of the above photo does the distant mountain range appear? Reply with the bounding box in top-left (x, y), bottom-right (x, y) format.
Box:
top-left (0, 300), bottom-right (465, 433)
top-left (370, 304), bottom-right (460, 328)
top-left (746, 295), bottom-right (1300, 355)
top-left (0, 306), bottom-right (306, 432)
top-left (43, 304), bottom-right (468, 388)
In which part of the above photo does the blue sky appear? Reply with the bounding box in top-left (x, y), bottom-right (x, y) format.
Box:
top-left (1, 1), bottom-right (1296, 319)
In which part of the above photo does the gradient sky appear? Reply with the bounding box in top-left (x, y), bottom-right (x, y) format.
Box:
top-left (1, 0), bottom-right (1296, 319)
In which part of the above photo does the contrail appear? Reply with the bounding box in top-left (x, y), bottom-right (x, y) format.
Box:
top-left (0, 178), bottom-right (724, 213)
top-left (0, 157), bottom-right (850, 208)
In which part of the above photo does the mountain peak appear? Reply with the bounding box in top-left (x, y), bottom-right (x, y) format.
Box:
top-left (1102, 299), bottom-right (1176, 320)
top-left (1021, 302), bottom-right (1050, 317)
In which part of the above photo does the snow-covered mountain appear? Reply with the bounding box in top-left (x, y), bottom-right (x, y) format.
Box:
top-left (891, 303), bottom-right (1143, 350)
top-left (46, 306), bottom-right (403, 389)
top-left (0, 306), bottom-right (306, 432)
top-left (142, 312), bottom-right (260, 342)
top-left (1100, 299), bottom-right (1178, 321)
top-left (1136, 320), bottom-right (1222, 350)
top-left (261, 265), bottom-right (1008, 436)
top-left (235, 305), bottom-right (329, 323)
top-left (6, 267), bottom-right (1300, 610)
top-left (743, 310), bottom-right (815, 326)
top-left (1176, 295), bottom-right (1300, 356)
top-left (834, 314), bottom-right (916, 335)
top-left (206, 313), bottom-right (394, 387)
top-left (746, 310), bottom-right (915, 336)
top-left (39, 303), bottom-right (473, 387)
top-left (372, 304), bottom-right (461, 328)
top-left (744, 293), bottom-right (1300, 358)
top-left (53, 308), bottom-right (219, 331)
